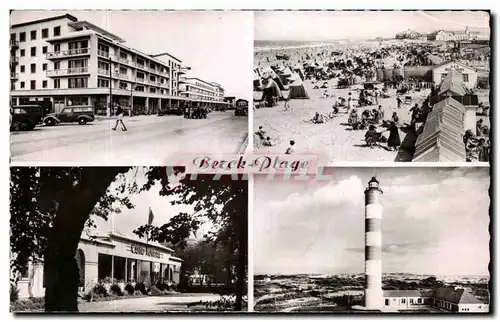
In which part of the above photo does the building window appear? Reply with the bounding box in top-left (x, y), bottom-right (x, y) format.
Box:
top-left (417, 298), bottom-right (422, 304)
top-left (42, 80), bottom-right (47, 88)
top-left (42, 63), bottom-right (47, 71)
top-left (43, 46), bottom-right (48, 54)
top-left (150, 88), bottom-right (156, 93)
top-left (54, 62), bottom-right (60, 70)
top-left (30, 64), bottom-right (36, 73)
top-left (98, 78), bottom-right (110, 88)
top-left (54, 44), bottom-right (60, 52)
top-left (30, 47), bottom-right (36, 57)
top-left (68, 78), bottom-right (88, 89)
top-left (42, 28), bottom-right (49, 38)
top-left (20, 49), bottom-right (25, 57)
top-left (119, 82), bottom-right (128, 89)
top-left (53, 26), bottom-right (61, 37)
top-left (30, 30), bottom-right (37, 40)
top-left (409, 298), bottom-right (414, 304)
top-left (385, 299), bottom-right (389, 306)
top-left (401, 298), bottom-right (406, 304)
top-left (463, 74), bottom-right (469, 82)
top-left (20, 32), bottom-right (26, 42)
top-left (20, 65), bottom-right (25, 73)
top-left (54, 79), bottom-right (60, 89)
top-left (30, 80), bottom-right (36, 90)
top-left (20, 81), bottom-right (25, 89)
top-left (120, 67), bottom-right (127, 75)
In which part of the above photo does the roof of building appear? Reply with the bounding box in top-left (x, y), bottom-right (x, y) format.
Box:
top-left (69, 20), bottom-right (124, 42)
top-left (10, 13), bottom-right (78, 28)
top-left (412, 98), bottom-right (466, 162)
top-left (383, 289), bottom-right (433, 298)
top-left (432, 60), bottom-right (477, 73)
top-left (434, 287), bottom-right (483, 305)
top-left (439, 71), bottom-right (469, 96)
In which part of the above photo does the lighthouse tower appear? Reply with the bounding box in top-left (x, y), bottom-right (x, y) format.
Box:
top-left (364, 177), bottom-right (383, 310)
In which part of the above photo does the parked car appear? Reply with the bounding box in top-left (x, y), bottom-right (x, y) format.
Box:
top-left (235, 106), bottom-right (248, 116)
top-left (43, 106), bottom-right (95, 126)
top-left (158, 108), bottom-right (183, 116)
top-left (235, 99), bottom-right (249, 116)
top-left (10, 105), bottom-right (44, 131)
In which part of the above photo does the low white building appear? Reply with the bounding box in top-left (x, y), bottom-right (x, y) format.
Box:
top-left (15, 231), bottom-right (183, 298)
top-left (383, 287), bottom-right (489, 312)
top-left (432, 61), bottom-right (478, 89)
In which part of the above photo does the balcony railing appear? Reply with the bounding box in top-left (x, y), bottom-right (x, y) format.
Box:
top-left (10, 56), bottom-right (19, 64)
top-left (46, 67), bottom-right (89, 77)
top-left (10, 39), bottom-right (19, 47)
top-left (46, 48), bottom-right (90, 59)
top-left (97, 50), bottom-right (110, 58)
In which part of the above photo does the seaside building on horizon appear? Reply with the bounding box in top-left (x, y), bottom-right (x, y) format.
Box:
top-left (9, 14), bottom-right (228, 116)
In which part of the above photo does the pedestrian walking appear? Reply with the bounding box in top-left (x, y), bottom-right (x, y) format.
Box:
top-left (396, 96), bottom-right (402, 109)
top-left (112, 105), bottom-right (128, 131)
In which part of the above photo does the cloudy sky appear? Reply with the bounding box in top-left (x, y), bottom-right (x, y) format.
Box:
top-left (86, 168), bottom-right (210, 242)
top-left (254, 167), bottom-right (490, 276)
top-left (11, 10), bottom-right (253, 99)
top-left (255, 11), bottom-right (490, 41)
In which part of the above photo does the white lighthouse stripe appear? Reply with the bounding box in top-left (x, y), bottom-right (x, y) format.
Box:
top-left (365, 277), bottom-right (383, 290)
top-left (366, 232), bottom-right (382, 246)
top-left (365, 259), bottom-right (382, 276)
top-left (365, 204), bottom-right (383, 219)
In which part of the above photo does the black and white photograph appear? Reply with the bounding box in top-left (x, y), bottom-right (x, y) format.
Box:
top-left (253, 11), bottom-right (491, 163)
top-left (10, 168), bottom-right (248, 312)
top-left (253, 167), bottom-right (490, 312)
top-left (9, 11), bottom-right (251, 164)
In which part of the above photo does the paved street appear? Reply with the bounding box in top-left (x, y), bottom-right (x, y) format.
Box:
top-left (79, 293), bottom-right (224, 312)
top-left (10, 112), bottom-right (248, 164)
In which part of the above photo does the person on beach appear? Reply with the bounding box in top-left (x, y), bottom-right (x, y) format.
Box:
top-left (476, 119), bottom-right (484, 136)
top-left (284, 100), bottom-right (291, 111)
top-left (377, 105), bottom-right (384, 123)
top-left (396, 96), bottom-right (402, 109)
top-left (386, 121), bottom-right (401, 151)
top-left (392, 112), bottom-right (399, 124)
top-left (374, 90), bottom-right (379, 105)
top-left (255, 126), bottom-right (266, 141)
top-left (478, 138), bottom-right (490, 162)
top-left (312, 112), bottom-right (325, 124)
top-left (112, 105), bottom-right (127, 131)
top-left (347, 92), bottom-right (352, 111)
top-left (262, 136), bottom-right (273, 147)
top-left (285, 140), bottom-right (295, 154)
top-left (365, 125), bottom-right (379, 148)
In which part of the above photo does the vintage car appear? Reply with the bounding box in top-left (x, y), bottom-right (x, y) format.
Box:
top-left (10, 105), bottom-right (44, 131)
top-left (43, 106), bottom-right (95, 126)
top-left (158, 108), bottom-right (184, 116)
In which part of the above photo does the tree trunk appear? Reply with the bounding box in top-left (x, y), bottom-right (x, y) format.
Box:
top-left (43, 167), bottom-right (129, 312)
top-left (234, 202), bottom-right (248, 311)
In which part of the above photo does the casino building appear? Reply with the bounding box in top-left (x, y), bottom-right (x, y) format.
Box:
top-left (15, 231), bottom-right (182, 299)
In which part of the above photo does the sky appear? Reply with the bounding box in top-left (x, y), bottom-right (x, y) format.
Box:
top-left (255, 11), bottom-right (490, 41)
top-left (84, 168), bottom-right (211, 243)
top-left (254, 167), bottom-right (490, 276)
top-left (10, 10), bottom-right (253, 99)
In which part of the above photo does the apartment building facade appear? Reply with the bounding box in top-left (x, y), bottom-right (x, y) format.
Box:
top-left (10, 14), bottom-right (225, 115)
top-left (180, 77), bottom-right (228, 108)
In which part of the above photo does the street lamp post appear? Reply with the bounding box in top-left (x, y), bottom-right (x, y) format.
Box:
top-left (108, 56), bottom-right (112, 117)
